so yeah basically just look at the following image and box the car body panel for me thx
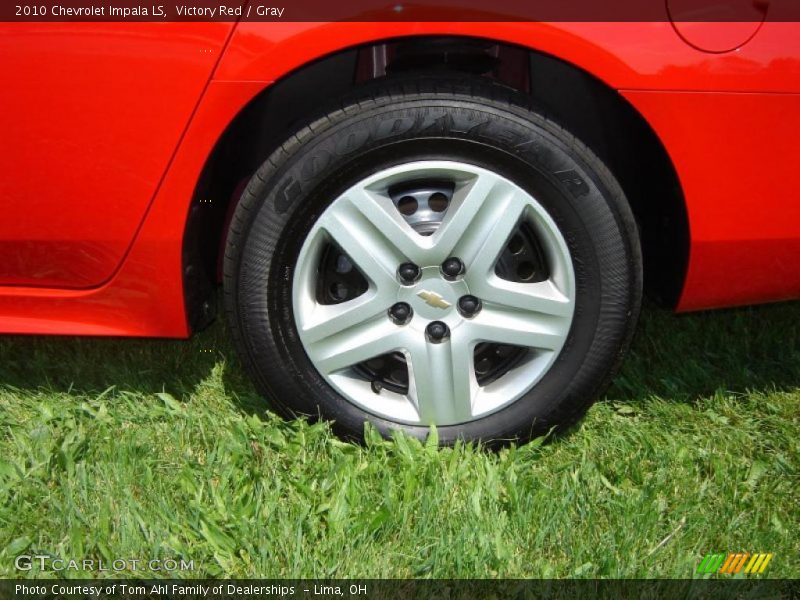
[624,89,800,310]
[0,22,235,288]
[216,21,800,93]
[1,20,799,336]
[0,79,264,337]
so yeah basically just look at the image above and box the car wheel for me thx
[224,74,642,445]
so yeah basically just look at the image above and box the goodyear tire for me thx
[224,74,642,445]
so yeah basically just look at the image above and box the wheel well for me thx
[183,36,688,331]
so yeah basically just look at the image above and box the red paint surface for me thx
[622,90,800,310]
[0,22,235,288]
[1,20,799,336]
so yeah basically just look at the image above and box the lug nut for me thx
[458,295,482,318]
[441,257,464,279]
[426,321,450,343]
[398,262,420,284]
[389,302,412,325]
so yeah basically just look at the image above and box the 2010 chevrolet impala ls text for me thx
[2,4,799,444]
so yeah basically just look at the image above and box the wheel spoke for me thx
[299,292,389,345]
[462,306,567,351]
[434,174,527,275]
[428,171,503,262]
[301,295,407,374]
[472,277,573,318]
[407,333,476,425]
[348,188,432,264]
[318,189,424,286]
[310,321,408,375]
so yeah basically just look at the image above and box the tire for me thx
[224,74,642,445]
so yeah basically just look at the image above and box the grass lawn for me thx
[0,301,797,579]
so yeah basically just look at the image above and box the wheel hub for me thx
[398,267,467,322]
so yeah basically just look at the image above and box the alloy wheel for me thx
[292,161,576,426]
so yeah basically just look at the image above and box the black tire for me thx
[224,74,642,445]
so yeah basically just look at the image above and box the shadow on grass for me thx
[606,301,800,403]
[0,300,798,410]
[0,320,229,399]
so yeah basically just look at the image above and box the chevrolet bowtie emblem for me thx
[417,290,452,309]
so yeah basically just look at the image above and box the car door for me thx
[0,22,234,288]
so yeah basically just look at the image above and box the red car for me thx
[2,7,800,444]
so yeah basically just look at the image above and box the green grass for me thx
[0,301,797,579]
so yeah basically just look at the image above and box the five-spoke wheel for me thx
[293,162,575,426]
